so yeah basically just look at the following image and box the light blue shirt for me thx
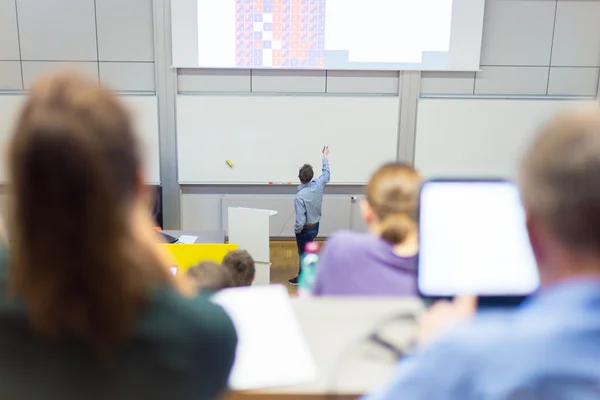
[294,159,330,233]
[362,280,600,400]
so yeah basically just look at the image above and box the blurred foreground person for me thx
[0,72,237,400]
[362,106,600,400]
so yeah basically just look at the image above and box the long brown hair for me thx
[365,162,421,245]
[7,72,167,353]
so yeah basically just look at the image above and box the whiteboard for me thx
[415,98,595,179]
[176,95,399,184]
[0,95,160,184]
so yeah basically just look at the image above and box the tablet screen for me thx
[418,180,540,297]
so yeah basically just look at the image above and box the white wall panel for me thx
[551,0,600,67]
[547,67,600,97]
[0,0,20,60]
[326,71,399,95]
[22,61,98,89]
[349,196,368,232]
[99,62,155,92]
[181,193,223,231]
[415,98,595,179]
[420,72,475,95]
[17,0,98,61]
[252,70,326,93]
[0,61,22,90]
[96,0,155,62]
[479,0,556,66]
[178,69,251,92]
[475,66,549,95]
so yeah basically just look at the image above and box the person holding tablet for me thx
[0,72,237,400]
[312,163,420,296]
[361,107,600,399]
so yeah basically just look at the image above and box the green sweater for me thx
[0,245,237,400]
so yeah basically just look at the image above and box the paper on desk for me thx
[177,235,198,244]
[212,285,317,391]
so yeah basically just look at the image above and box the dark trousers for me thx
[295,223,319,275]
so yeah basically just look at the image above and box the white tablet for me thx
[418,180,540,298]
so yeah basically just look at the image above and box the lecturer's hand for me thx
[323,146,330,158]
[417,296,477,347]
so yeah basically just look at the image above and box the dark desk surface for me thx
[161,230,226,244]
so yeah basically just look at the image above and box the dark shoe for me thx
[288,277,299,286]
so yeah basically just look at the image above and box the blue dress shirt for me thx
[362,280,600,400]
[294,159,330,233]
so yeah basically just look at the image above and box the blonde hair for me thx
[366,162,421,244]
[519,105,600,252]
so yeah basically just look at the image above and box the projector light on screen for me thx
[176,0,485,71]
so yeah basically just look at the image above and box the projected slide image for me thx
[198,0,456,70]
[234,0,326,68]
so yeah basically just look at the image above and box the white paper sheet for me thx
[177,235,198,244]
[212,285,317,391]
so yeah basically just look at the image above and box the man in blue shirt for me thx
[362,108,600,399]
[289,147,330,285]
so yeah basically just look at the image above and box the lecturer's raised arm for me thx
[316,147,330,187]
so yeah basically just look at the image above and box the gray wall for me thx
[421,0,600,97]
[1,0,599,235]
[0,0,158,216]
[0,0,155,92]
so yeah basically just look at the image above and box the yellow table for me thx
[164,244,238,273]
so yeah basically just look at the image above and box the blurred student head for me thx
[187,262,234,292]
[299,164,314,184]
[362,162,421,245]
[519,106,600,287]
[7,72,170,352]
[222,250,256,287]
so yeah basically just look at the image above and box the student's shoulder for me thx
[430,311,517,357]
[418,310,552,384]
[147,287,237,345]
[145,289,237,398]
[370,313,528,399]
[407,317,505,375]
[458,307,570,353]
